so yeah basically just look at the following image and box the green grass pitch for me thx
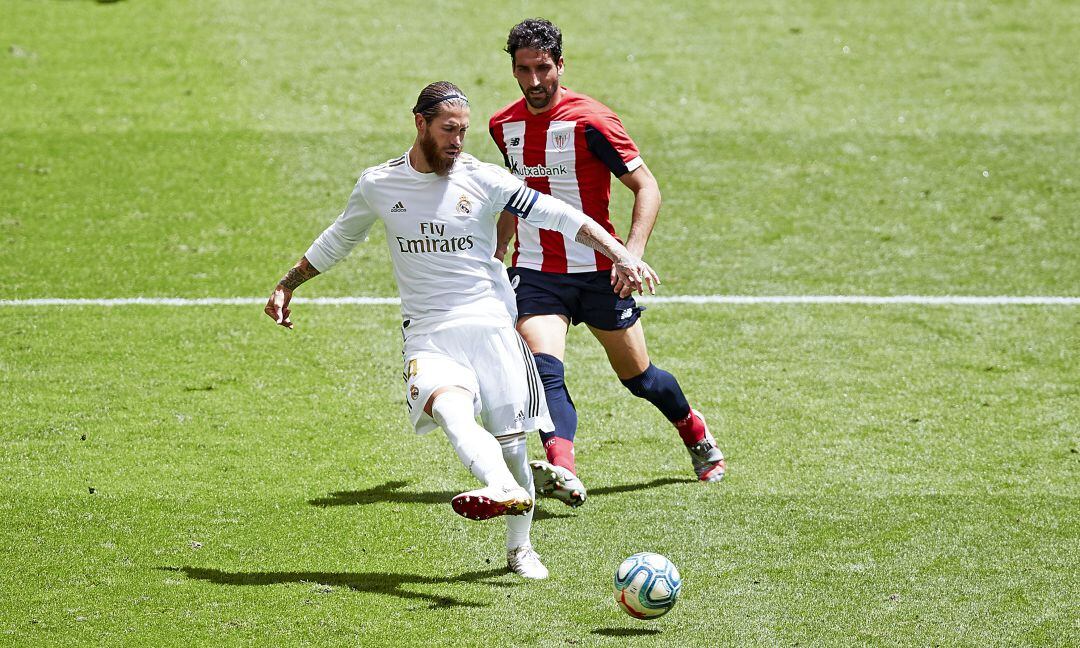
[1,1,1077,646]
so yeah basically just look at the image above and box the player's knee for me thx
[430,389,475,429]
[620,363,674,399]
[535,352,576,410]
[533,353,566,391]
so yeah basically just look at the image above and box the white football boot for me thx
[507,545,549,580]
[451,484,533,521]
[529,460,587,507]
[685,410,726,482]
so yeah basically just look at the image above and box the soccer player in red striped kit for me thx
[490,19,726,507]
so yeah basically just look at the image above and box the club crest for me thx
[552,133,569,151]
[456,194,472,214]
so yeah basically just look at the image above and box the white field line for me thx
[0,295,1078,307]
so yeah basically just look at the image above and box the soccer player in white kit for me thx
[264,82,658,579]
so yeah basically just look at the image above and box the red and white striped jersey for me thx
[489,89,643,273]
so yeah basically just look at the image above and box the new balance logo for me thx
[620,308,634,320]
[390,201,406,213]
[508,137,521,147]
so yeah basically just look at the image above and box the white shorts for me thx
[402,324,554,437]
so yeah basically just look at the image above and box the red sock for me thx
[673,409,706,445]
[544,437,576,474]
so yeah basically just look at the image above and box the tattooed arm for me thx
[504,183,659,296]
[573,219,659,296]
[265,256,320,329]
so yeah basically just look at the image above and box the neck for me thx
[409,143,433,173]
[527,86,566,115]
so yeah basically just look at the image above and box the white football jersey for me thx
[305,150,588,335]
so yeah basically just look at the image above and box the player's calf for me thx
[622,365,726,482]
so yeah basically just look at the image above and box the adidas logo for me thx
[390,201,407,213]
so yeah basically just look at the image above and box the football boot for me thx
[451,484,533,520]
[529,460,587,507]
[507,544,549,580]
[685,410,726,482]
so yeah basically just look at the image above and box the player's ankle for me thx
[544,437,577,474]
[674,408,706,445]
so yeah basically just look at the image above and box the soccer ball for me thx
[613,552,682,619]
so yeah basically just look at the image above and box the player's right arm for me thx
[488,120,518,263]
[265,257,319,329]
[264,176,378,329]
[494,210,516,262]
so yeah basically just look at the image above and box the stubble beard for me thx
[419,130,457,176]
[524,80,558,110]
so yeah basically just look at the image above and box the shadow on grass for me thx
[591,627,662,637]
[307,480,572,520]
[586,477,690,496]
[162,566,511,609]
[309,477,689,513]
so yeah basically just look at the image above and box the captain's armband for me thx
[504,186,540,219]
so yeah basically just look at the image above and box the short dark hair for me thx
[412,81,468,122]
[505,18,562,63]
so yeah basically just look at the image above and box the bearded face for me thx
[415,104,468,176]
[419,127,458,176]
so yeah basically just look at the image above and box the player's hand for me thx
[612,256,660,296]
[610,265,636,298]
[494,243,508,263]
[264,285,294,329]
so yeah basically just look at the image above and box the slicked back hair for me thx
[505,18,562,64]
[412,81,469,122]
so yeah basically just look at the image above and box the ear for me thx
[414,112,425,132]
[556,57,565,76]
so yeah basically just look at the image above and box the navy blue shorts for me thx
[507,267,644,331]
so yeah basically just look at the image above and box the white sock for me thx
[500,432,534,550]
[431,391,518,490]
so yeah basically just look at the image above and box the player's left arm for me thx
[505,184,659,294]
[614,163,662,297]
[582,107,661,297]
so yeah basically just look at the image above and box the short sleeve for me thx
[583,108,643,177]
[304,177,379,273]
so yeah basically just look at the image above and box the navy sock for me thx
[620,363,692,423]
[533,353,578,447]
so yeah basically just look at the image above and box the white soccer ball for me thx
[613,552,682,619]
